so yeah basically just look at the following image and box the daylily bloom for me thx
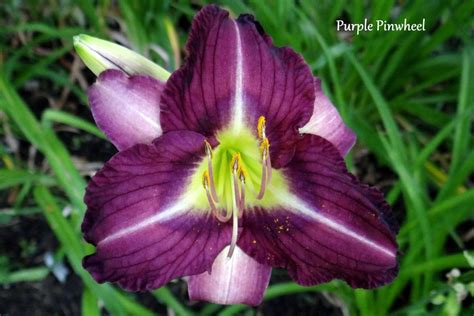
[79,5,398,306]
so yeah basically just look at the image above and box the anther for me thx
[230,152,241,173]
[259,138,270,159]
[257,116,266,140]
[204,140,219,203]
[202,170,210,188]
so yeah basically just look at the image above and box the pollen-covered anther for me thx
[259,137,270,160]
[230,152,241,173]
[257,116,266,140]
[204,140,219,202]
[202,170,210,189]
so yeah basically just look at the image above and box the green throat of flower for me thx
[187,116,288,257]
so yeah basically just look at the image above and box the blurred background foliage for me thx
[0,0,473,315]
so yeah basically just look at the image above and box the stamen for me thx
[202,170,210,189]
[256,158,267,200]
[203,171,230,222]
[232,171,240,213]
[214,207,232,222]
[230,152,241,172]
[228,152,243,258]
[259,137,270,158]
[257,116,266,140]
[230,153,247,211]
[205,188,219,217]
[204,140,219,203]
[257,138,270,199]
[265,151,272,184]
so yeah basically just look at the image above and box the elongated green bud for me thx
[73,34,170,81]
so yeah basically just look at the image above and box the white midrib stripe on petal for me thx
[231,20,244,133]
[272,189,396,258]
[138,111,162,131]
[97,81,162,132]
[97,194,196,246]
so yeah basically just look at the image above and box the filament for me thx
[265,154,272,184]
[205,187,219,217]
[204,140,219,203]
[256,157,267,200]
[203,170,230,222]
[257,137,270,199]
[238,172,245,218]
[214,207,232,222]
[228,160,242,258]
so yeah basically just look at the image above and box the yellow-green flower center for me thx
[185,117,290,257]
[188,126,287,213]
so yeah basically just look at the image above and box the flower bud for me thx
[73,34,170,81]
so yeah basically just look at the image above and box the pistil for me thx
[228,153,244,257]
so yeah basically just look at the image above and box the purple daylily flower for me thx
[81,5,399,306]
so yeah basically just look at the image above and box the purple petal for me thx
[160,5,314,166]
[299,78,356,156]
[188,246,271,306]
[82,131,231,290]
[239,135,398,288]
[88,69,164,151]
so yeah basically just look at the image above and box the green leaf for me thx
[81,288,101,316]
[0,267,49,284]
[41,109,106,139]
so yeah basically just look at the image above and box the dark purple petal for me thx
[239,135,398,288]
[82,131,231,290]
[300,78,356,156]
[160,5,314,166]
[88,69,164,151]
[188,246,271,306]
